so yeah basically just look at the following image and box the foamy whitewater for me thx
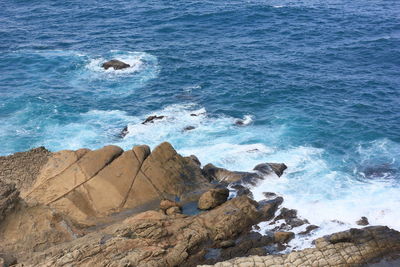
[1,0,399,252]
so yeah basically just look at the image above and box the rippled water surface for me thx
[1,0,399,249]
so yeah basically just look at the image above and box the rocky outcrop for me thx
[0,181,19,222]
[198,187,229,210]
[142,115,165,124]
[13,196,269,266]
[202,162,287,185]
[21,142,210,226]
[0,147,51,192]
[102,59,130,70]
[200,226,400,267]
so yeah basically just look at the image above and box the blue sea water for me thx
[1,0,399,249]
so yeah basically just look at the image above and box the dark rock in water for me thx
[141,115,165,124]
[102,59,130,70]
[234,120,245,126]
[198,187,230,210]
[231,184,253,198]
[254,163,287,177]
[360,163,397,179]
[183,126,195,131]
[258,197,284,221]
[202,162,287,185]
[299,224,319,235]
[219,232,274,261]
[273,207,309,229]
[263,192,277,199]
[356,216,369,226]
[119,125,129,138]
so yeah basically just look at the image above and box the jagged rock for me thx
[0,181,19,222]
[22,142,210,226]
[102,59,130,70]
[231,184,253,198]
[198,188,229,210]
[200,226,400,267]
[273,207,308,229]
[202,162,287,185]
[0,147,51,192]
[183,126,195,131]
[142,115,165,124]
[258,197,283,221]
[253,163,287,177]
[14,196,263,266]
[299,224,319,235]
[202,163,261,184]
[274,231,295,243]
[356,216,369,226]
[119,125,129,138]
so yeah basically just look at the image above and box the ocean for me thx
[1,0,399,250]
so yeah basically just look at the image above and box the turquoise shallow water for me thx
[1,0,399,249]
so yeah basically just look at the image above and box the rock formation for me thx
[21,142,210,226]
[199,226,400,267]
[0,143,399,267]
[102,59,130,70]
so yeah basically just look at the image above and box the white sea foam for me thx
[28,103,400,252]
[85,51,159,78]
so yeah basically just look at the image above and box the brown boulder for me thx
[198,188,229,210]
[102,59,130,70]
[274,231,295,243]
[160,199,181,211]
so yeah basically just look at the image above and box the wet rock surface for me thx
[200,226,400,267]
[102,59,130,70]
[1,143,399,267]
[141,115,165,124]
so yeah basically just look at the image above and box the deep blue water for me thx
[1,0,400,247]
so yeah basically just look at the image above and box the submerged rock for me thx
[102,59,130,70]
[202,162,287,185]
[142,115,165,124]
[183,125,195,131]
[253,163,287,177]
[119,125,129,138]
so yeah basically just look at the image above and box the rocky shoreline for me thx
[0,143,399,266]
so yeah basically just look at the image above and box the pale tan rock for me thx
[198,187,229,210]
